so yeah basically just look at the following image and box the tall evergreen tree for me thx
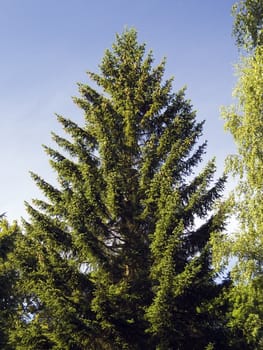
[14,30,233,349]
[0,218,21,350]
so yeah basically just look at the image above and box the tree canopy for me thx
[6,29,239,349]
[0,218,21,350]
[232,0,263,50]
[220,45,263,348]
[217,1,263,346]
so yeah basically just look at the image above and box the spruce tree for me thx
[0,218,21,350]
[15,30,231,349]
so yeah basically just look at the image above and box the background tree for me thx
[13,30,237,349]
[215,1,263,347]
[0,218,21,350]
[220,46,263,348]
[232,0,263,50]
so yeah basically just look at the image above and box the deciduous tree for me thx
[220,45,263,348]
[232,0,263,50]
[218,2,263,346]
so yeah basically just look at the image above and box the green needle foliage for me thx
[0,218,21,350]
[13,30,234,349]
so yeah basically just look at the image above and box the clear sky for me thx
[0,0,238,221]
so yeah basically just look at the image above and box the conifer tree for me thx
[14,30,232,349]
[0,218,20,350]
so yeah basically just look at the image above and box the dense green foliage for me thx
[219,45,263,347]
[232,0,263,50]
[0,218,21,350]
[214,1,263,347]
[4,30,240,349]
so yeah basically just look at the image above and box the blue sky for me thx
[0,0,238,221]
